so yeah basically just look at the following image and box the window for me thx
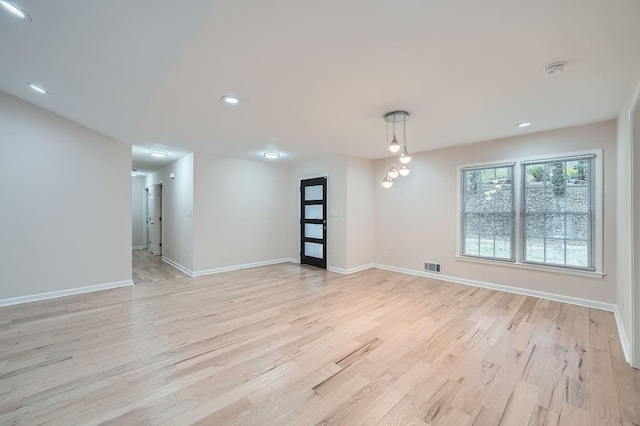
[458,151,601,274]
[522,156,595,270]
[461,165,514,260]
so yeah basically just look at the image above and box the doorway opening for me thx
[300,176,327,269]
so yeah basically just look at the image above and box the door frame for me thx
[297,173,329,267]
[631,89,640,368]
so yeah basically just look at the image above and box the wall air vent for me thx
[424,262,441,273]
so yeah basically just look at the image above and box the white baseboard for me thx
[192,258,296,277]
[132,246,144,250]
[328,264,374,275]
[614,306,632,364]
[162,257,195,277]
[0,280,134,307]
[372,263,617,312]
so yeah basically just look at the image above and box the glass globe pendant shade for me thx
[388,163,399,179]
[399,146,411,164]
[382,175,394,189]
[399,164,410,176]
[389,135,401,153]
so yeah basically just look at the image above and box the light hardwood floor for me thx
[0,264,638,425]
[132,249,187,284]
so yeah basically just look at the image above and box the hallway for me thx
[132,249,186,283]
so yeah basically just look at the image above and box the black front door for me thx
[300,177,327,269]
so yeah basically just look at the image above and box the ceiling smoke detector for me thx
[544,61,566,75]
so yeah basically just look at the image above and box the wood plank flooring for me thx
[0,263,638,425]
[132,249,186,284]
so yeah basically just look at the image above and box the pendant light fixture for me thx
[382,111,411,188]
[382,118,394,188]
[388,115,401,153]
[399,114,412,165]
[388,161,399,179]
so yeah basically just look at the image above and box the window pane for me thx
[545,213,565,239]
[461,166,514,260]
[525,238,545,263]
[565,186,589,212]
[522,157,594,269]
[524,214,545,238]
[566,214,589,240]
[566,240,589,268]
[545,239,565,265]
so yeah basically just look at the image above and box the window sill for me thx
[454,256,605,279]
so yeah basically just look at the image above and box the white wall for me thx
[346,157,374,270]
[193,154,292,273]
[374,120,617,304]
[617,51,640,366]
[146,154,194,271]
[291,157,348,271]
[0,91,131,300]
[131,176,146,248]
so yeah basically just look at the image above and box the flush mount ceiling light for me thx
[381,111,412,189]
[148,150,168,158]
[221,94,240,105]
[544,61,566,76]
[264,152,280,159]
[0,0,31,20]
[516,121,532,128]
[131,169,138,177]
[28,83,48,95]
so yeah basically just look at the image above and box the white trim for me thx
[615,305,632,364]
[327,264,374,275]
[0,280,134,307]
[372,263,616,312]
[630,83,640,368]
[192,258,295,277]
[132,246,144,250]
[162,257,194,277]
[454,256,605,279]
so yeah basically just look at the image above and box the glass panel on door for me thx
[304,242,324,259]
[304,205,323,220]
[305,185,323,201]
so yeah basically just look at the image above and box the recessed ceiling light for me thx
[222,95,240,105]
[149,150,168,158]
[28,83,48,95]
[516,122,532,128]
[264,152,280,159]
[0,0,30,20]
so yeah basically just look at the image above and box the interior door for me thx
[300,177,327,269]
[148,184,162,256]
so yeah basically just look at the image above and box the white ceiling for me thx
[2,0,640,168]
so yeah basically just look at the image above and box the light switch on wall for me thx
[330,209,338,217]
